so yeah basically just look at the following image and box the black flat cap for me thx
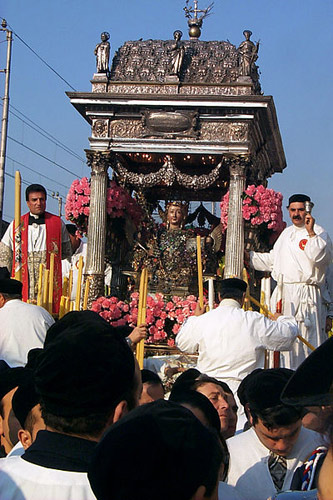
[282,337,333,406]
[246,368,294,411]
[88,400,223,500]
[0,366,27,401]
[288,194,310,206]
[220,278,247,293]
[35,319,135,417]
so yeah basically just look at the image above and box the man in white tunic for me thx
[176,278,298,399]
[0,184,71,310]
[0,312,142,500]
[249,194,333,369]
[227,369,323,500]
[0,269,54,367]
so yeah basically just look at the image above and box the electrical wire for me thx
[0,19,77,91]
[4,170,66,199]
[6,155,70,191]
[8,136,80,177]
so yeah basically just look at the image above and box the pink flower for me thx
[172,323,180,334]
[167,338,175,347]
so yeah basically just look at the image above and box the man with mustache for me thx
[248,194,333,369]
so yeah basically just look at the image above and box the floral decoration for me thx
[65,177,142,235]
[91,293,208,346]
[220,184,285,233]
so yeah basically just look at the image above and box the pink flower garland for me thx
[65,177,142,235]
[91,293,209,346]
[220,185,285,233]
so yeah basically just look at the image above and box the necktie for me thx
[28,215,45,225]
[268,451,287,491]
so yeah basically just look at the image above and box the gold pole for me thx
[48,253,55,313]
[249,294,315,352]
[196,235,204,308]
[42,269,49,310]
[37,263,44,306]
[65,297,70,314]
[136,268,148,369]
[14,171,21,281]
[74,256,84,310]
[82,278,90,310]
[242,268,252,311]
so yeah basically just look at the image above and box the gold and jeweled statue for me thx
[133,201,202,294]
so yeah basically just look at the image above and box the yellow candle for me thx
[65,297,70,314]
[37,263,44,306]
[48,253,55,314]
[14,171,22,282]
[59,296,66,319]
[42,269,49,310]
[75,256,84,310]
[68,270,73,301]
[136,268,148,369]
[82,278,90,310]
[63,277,69,297]
[196,235,204,308]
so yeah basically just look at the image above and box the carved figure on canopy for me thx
[169,30,185,77]
[237,30,259,77]
[94,32,110,73]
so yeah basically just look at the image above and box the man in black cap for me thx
[88,399,224,500]
[176,278,298,430]
[227,368,324,500]
[0,312,141,499]
[0,267,54,367]
[248,193,333,369]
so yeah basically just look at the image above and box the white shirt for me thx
[0,455,96,500]
[250,223,332,286]
[62,241,87,300]
[227,426,323,500]
[2,215,70,254]
[0,299,54,367]
[176,299,298,395]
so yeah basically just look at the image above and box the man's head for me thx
[216,278,247,305]
[34,313,140,441]
[0,268,23,308]
[12,374,45,450]
[0,366,27,454]
[88,400,223,500]
[25,184,47,216]
[139,369,164,405]
[191,375,231,437]
[246,369,303,457]
[287,194,311,228]
[66,224,81,253]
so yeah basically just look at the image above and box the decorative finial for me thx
[183,0,214,39]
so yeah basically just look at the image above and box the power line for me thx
[6,155,70,191]
[8,136,79,177]
[0,19,77,91]
[0,101,85,163]
[4,170,66,199]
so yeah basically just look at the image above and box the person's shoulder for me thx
[227,428,255,449]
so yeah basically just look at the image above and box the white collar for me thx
[219,298,241,308]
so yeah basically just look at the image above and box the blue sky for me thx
[1,0,333,236]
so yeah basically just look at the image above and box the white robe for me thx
[227,426,323,500]
[250,223,333,368]
[0,455,96,500]
[0,299,54,367]
[176,299,298,397]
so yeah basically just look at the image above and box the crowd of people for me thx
[0,185,331,499]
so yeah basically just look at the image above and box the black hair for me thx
[250,403,303,430]
[141,369,163,388]
[25,184,47,201]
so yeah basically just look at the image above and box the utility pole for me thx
[0,19,13,233]
[51,191,63,217]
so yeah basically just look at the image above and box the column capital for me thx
[84,149,113,174]
[225,154,251,177]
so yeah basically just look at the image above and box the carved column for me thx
[224,156,249,279]
[84,150,111,305]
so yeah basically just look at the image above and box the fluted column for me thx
[224,156,249,278]
[84,150,111,305]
